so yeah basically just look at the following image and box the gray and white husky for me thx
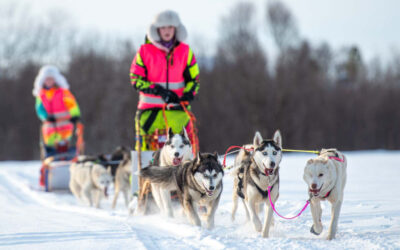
[303,148,347,240]
[151,127,193,217]
[231,130,282,238]
[141,152,224,229]
[69,161,113,208]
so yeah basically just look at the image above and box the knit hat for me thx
[147,10,187,44]
[32,65,69,97]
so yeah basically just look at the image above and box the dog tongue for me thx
[173,157,182,165]
[264,168,274,176]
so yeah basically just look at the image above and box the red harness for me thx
[322,155,345,198]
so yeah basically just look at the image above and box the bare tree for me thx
[267,0,299,52]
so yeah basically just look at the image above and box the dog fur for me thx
[140,152,224,229]
[150,127,193,217]
[231,130,282,238]
[303,148,347,240]
[110,146,132,209]
[69,161,113,208]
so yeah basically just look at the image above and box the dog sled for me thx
[132,102,199,214]
[39,122,85,192]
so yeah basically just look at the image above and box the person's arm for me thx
[130,47,154,94]
[35,97,48,121]
[182,47,200,102]
[63,89,81,121]
[130,47,179,103]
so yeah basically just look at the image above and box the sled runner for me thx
[132,102,199,214]
[39,122,84,192]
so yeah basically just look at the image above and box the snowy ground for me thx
[1,151,400,249]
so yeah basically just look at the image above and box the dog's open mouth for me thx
[264,168,274,176]
[173,157,183,166]
[262,163,274,176]
[202,184,214,197]
[309,186,322,196]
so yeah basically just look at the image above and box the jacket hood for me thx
[147,10,187,45]
[32,65,69,97]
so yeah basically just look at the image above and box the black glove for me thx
[46,116,56,122]
[180,92,194,102]
[153,85,180,104]
[70,116,80,124]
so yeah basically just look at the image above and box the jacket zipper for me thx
[166,50,174,90]
[166,54,169,90]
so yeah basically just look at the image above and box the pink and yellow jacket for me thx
[130,40,200,110]
[35,87,80,146]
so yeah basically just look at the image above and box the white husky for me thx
[151,127,193,217]
[303,148,347,240]
[69,161,113,208]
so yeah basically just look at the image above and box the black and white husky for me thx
[141,152,224,229]
[151,127,193,217]
[231,130,282,238]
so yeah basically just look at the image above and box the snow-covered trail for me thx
[1,151,400,249]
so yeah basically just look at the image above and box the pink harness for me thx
[328,156,345,162]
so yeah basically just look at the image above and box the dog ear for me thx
[307,159,314,165]
[196,152,202,164]
[180,126,189,139]
[253,131,263,147]
[213,151,219,160]
[167,127,174,139]
[273,130,282,148]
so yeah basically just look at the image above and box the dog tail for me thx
[140,166,177,187]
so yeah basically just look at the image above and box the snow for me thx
[1,151,400,249]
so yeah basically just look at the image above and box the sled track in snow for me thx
[1,153,400,249]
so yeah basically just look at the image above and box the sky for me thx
[16,0,400,63]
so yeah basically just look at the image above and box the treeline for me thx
[1,1,400,160]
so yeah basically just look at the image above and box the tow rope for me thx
[222,145,253,169]
[222,146,321,170]
[267,186,310,220]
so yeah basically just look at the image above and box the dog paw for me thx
[310,225,322,235]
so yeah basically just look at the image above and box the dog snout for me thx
[311,183,317,189]
[270,161,275,168]
[209,186,215,191]
[174,152,180,157]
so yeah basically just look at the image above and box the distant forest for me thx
[1,1,399,160]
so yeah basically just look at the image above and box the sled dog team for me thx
[69,129,347,240]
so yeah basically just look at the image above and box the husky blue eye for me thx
[273,151,277,155]
[263,152,268,155]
